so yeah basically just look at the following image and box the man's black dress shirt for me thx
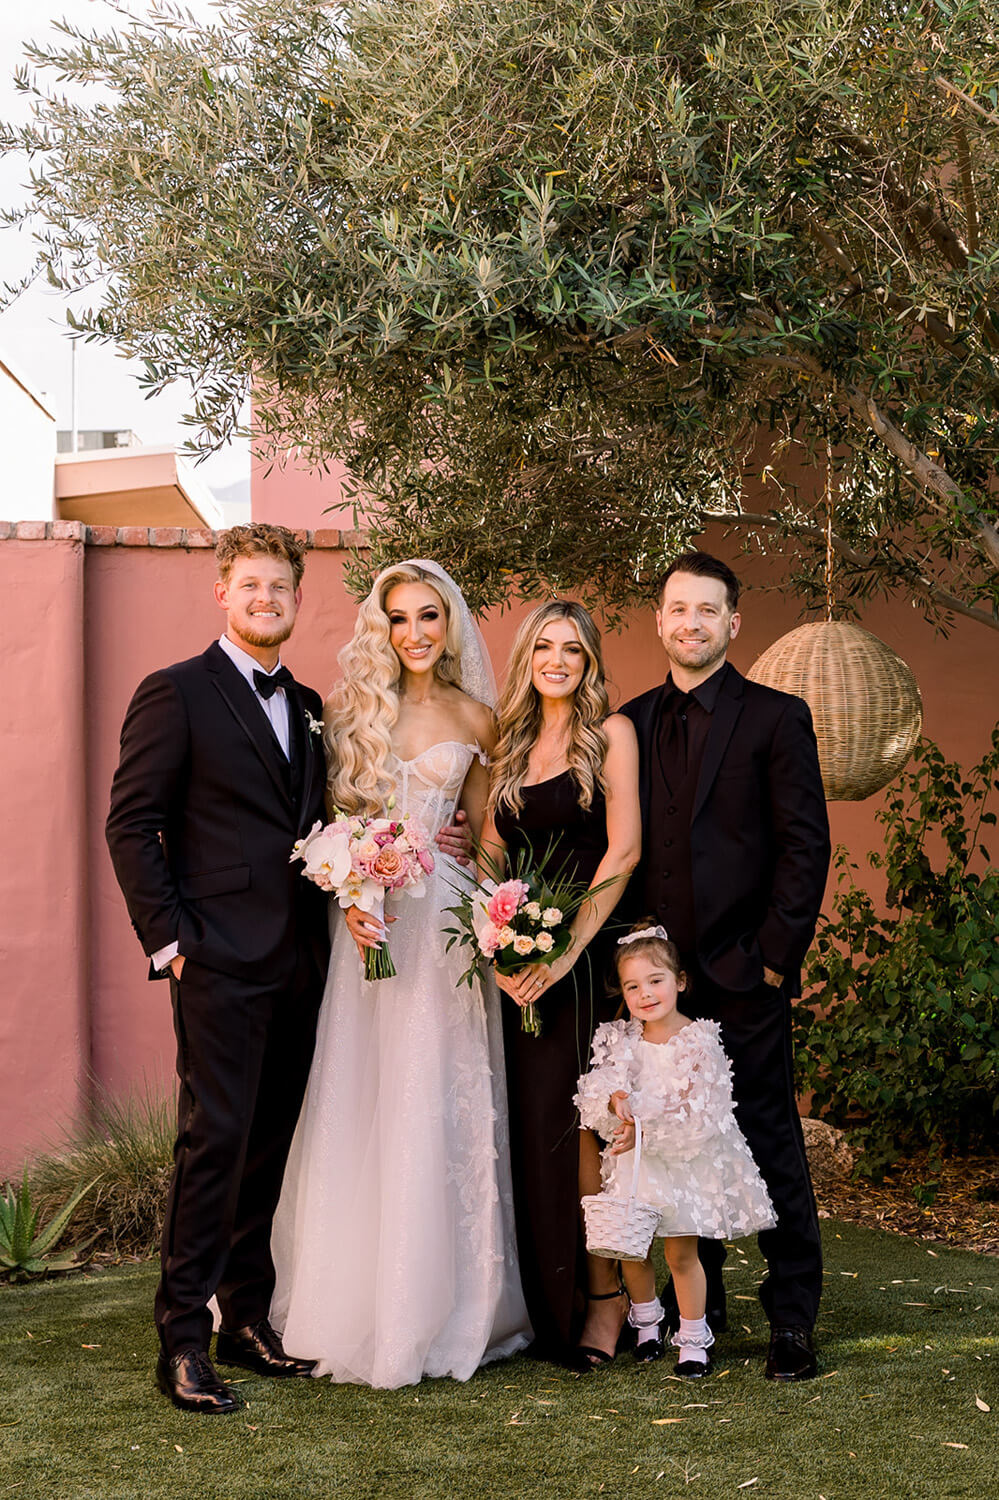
[643,661,731,959]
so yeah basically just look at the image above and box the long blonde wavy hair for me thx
[489,600,610,818]
[325,562,464,815]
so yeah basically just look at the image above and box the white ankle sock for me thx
[627,1297,664,1346]
[671,1315,714,1365]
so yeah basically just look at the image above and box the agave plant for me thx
[0,1169,99,1280]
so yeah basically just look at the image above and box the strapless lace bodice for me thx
[387,740,485,842]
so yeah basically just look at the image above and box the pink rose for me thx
[417,848,435,875]
[478,922,501,957]
[487,879,529,926]
[370,846,408,889]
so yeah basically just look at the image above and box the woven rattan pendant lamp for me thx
[746,481,923,800]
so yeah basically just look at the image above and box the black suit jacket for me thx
[620,665,831,996]
[106,642,330,985]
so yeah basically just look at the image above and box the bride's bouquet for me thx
[292,811,435,980]
[446,844,608,1036]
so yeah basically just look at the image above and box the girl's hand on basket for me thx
[610,1089,634,1123]
[609,1119,636,1156]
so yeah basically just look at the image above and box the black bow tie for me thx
[253,666,295,700]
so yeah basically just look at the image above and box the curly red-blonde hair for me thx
[215,523,306,587]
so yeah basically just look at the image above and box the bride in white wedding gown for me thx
[271,560,531,1387]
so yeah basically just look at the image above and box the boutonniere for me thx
[305,710,324,738]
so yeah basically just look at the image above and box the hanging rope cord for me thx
[824,422,836,623]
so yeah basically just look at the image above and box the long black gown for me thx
[495,770,617,1362]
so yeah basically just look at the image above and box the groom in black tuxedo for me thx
[106,524,330,1413]
[620,552,831,1381]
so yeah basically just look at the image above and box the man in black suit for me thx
[106,523,330,1413]
[620,551,831,1381]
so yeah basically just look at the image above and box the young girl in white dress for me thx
[270,560,531,1388]
[575,923,775,1377]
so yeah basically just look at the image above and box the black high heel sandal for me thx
[576,1286,630,1369]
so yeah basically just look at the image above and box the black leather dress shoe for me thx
[156,1350,242,1414]
[764,1326,817,1382]
[215,1319,317,1378]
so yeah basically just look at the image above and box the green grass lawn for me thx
[0,1222,995,1500]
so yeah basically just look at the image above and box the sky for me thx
[0,0,250,511]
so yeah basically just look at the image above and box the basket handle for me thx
[626,1115,643,1205]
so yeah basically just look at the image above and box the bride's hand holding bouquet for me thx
[292,809,434,980]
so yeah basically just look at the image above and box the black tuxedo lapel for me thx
[292,692,324,833]
[204,644,295,813]
[692,667,744,822]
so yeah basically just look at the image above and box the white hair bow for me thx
[617,925,669,946]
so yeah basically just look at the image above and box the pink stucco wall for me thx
[1,530,89,1166]
[2,518,998,1172]
[252,453,357,530]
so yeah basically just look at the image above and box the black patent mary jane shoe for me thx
[156,1350,242,1414]
[764,1325,817,1382]
[215,1319,317,1378]
[634,1336,665,1364]
[675,1354,714,1379]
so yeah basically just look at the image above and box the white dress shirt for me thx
[152,634,292,974]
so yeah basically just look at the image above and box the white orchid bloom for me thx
[290,820,324,863]
[304,831,354,887]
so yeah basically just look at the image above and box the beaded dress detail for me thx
[271,742,531,1387]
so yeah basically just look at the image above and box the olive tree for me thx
[5,0,999,621]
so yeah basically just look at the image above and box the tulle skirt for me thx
[271,874,531,1387]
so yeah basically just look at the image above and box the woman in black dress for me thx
[481,601,641,1367]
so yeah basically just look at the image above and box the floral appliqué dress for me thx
[271,742,531,1387]
[575,1019,777,1240]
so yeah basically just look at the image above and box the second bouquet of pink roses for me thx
[446,842,611,1036]
[291,809,434,980]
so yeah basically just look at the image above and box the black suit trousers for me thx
[689,976,823,1332]
[156,947,323,1356]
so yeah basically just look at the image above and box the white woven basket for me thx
[582,1118,662,1262]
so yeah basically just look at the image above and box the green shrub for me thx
[795,730,999,1177]
[30,1080,174,1259]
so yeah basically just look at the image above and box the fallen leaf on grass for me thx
[943,1443,968,1449]
[81,1344,101,1350]
[975,1397,990,1412]
[737,1479,759,1489]
[651,1418,686,1425]
[174,1445,183,1453]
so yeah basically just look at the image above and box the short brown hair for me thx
[215,523,306,587]
[655,551,740,612]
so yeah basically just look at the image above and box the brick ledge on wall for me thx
[0,521,371,549]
